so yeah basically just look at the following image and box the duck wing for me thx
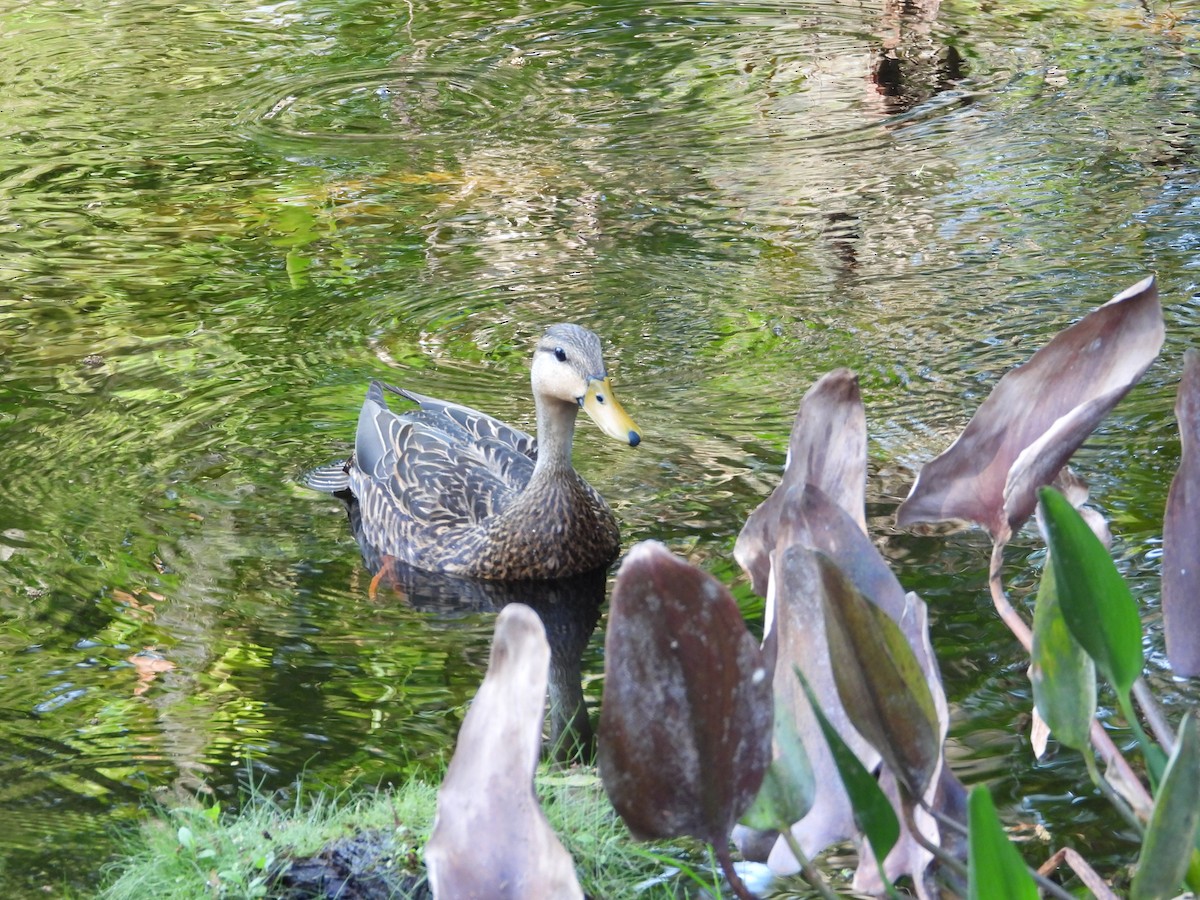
[351,381,537,552]
[391,386,538,473]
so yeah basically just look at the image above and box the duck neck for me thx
[533,395,579,478]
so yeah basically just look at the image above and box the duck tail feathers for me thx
[303,460,352,493]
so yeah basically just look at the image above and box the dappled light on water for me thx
[0,0,1198,893]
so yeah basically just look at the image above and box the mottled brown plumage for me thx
[309,324,641,581]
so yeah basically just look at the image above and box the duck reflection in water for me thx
[330,487,606,762]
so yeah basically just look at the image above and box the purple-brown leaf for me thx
[598,541,773,845]
[1164,349,1200,677]
[736,369,867,596]
[816,553,941,800]
[767,483,911,643]
[425,603,582,900]
[753,488,964,893]
[897,276,1164,542]
[761,542,880,869]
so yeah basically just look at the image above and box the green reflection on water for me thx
[0,0,1198,894]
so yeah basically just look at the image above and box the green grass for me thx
[98,767,735,899]
[99,778,438,899]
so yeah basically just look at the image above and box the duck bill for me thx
[582,377,641,447]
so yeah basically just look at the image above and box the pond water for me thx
[0,0,1198,894]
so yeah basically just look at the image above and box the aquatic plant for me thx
[597,541,773,899]
[597,274,1199,897]
[101,275,1200,899]
[425,603,582,898]
[895,275,1200,895]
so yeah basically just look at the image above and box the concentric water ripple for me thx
[1,0,1200,895]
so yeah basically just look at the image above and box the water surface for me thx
[0,0,1198,894]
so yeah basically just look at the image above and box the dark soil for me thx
[268,829,431,900]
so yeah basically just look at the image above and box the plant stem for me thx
[900,795,967,881]
[917,794,967,838]
[1030,868,1083,900]
[988,541,1033,650]
[1132,677,1175,753]
[1116,690,1169,793]
[714,841,757,900]
[1037,847,1121,900]
[1118,691,1154,755]
[1081,745,1144,837]
[1087,717,1154,820]
[779,828,840,900]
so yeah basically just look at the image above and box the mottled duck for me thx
[309,324,641,581]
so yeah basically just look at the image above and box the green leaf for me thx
[1038,487,1143,698]
[176,825,194,851]
[967,785,1038,900]
[1030,553,1096,752]
[796,666,899,867]
[740,692,815,831]
[815,553,940,799]
[1132,714,1200,900]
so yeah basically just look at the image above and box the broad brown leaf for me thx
[425,604,582,900]
[736,369,867,596]
[598,541,772,845]
[897,276,1163,542]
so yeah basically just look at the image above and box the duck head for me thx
[531,323,641,447]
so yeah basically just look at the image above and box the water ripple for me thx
[0,0,1198,895]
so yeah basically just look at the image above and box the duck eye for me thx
[554,347,567,362]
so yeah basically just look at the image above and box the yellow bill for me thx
[581,377,641,447]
